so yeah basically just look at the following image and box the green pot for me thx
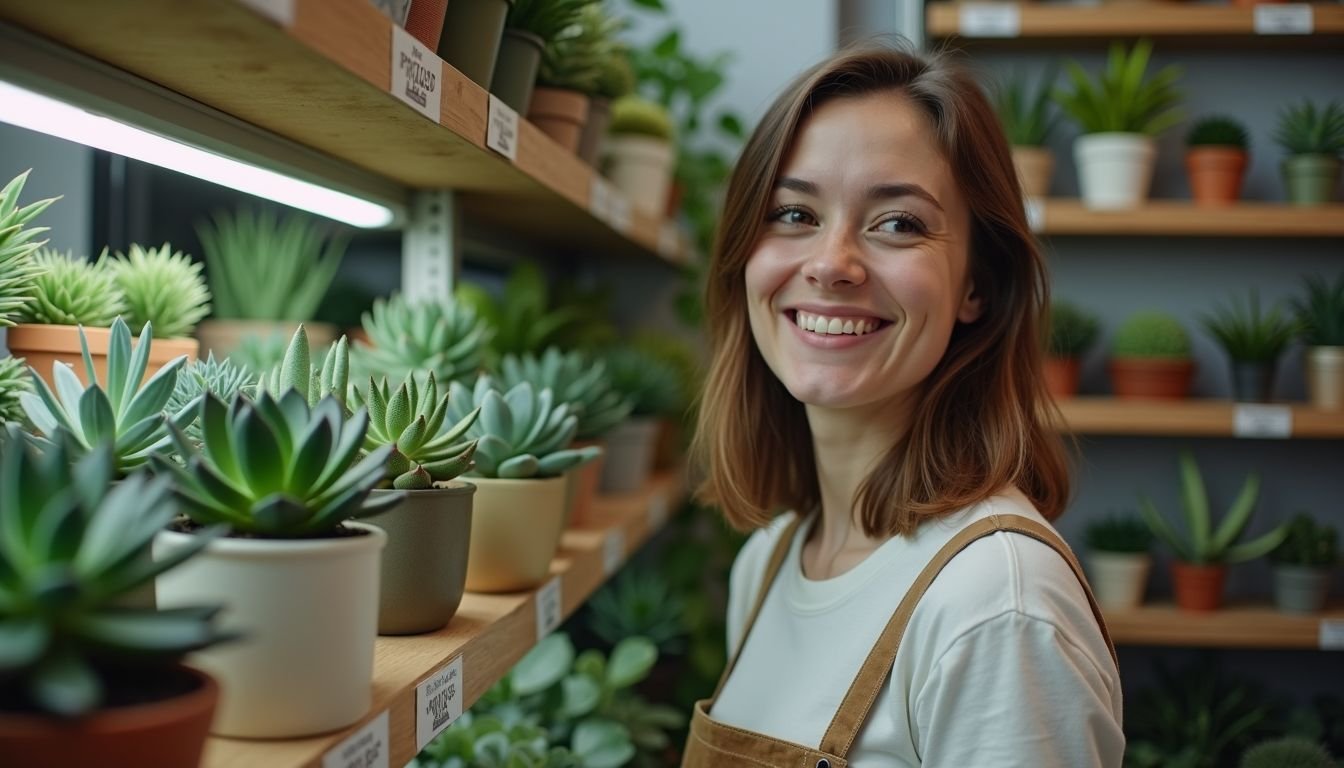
[436,0,514,87]
[490,29,544,113]
[366,483,475,635]
[1281,154,1340,205]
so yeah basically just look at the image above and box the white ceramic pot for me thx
[603,136,675,217]
[1086,550,1151,610]
[154,523,386,738]
[1073,133,1156,210]
[599,417,660,494]
[1306,346,1344,411]
[464,475,567,593]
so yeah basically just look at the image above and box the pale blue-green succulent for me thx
[355,372,479,490]
[446,376,598,479]
[354,293,490,385]
[496,347,631,440]
[255,325,350,409]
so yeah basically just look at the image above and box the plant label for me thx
[1025,198,1045,232]
[604,528,626,577]
[1254,4,1313,35]
[487,95,519,162]
[323,711,389,768]
[390,26,442,123]
[1232,404,1292,439]
[238,0,295,25]
[608,193,634,235]
[589,177,611,222]
[658,223,680,260]
[415,655,464,751]
[1320,620,1344,650]
[959,3,1021,38]
[648,491,669,529]
[536,577,563,639]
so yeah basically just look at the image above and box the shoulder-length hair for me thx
[691,42,1069,537]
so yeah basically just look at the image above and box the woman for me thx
[685,43,1123,767]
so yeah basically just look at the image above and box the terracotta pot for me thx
[1282,154,1341,205]
[565,439,606,527]
[665,179,685,218]
[1108,358,1195,400]
[464,475,567,592]
[366,483,475,635]
[527,87,591,153]
[1044,357,1082,399]
[578,96,612,167]
[195,319,337,361]
[1011,145,1054,199]
[1185,147,1248,207]
[0,665,218,768]
[1305,346,1344,410]
[7,323,198,389]
[1171,561,1227,612]
[404,0,451,49]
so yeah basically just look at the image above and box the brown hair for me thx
[691,42,1069,537]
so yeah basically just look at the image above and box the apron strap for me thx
[818,512,1119,759]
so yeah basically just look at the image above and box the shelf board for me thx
[1106,602,1344,649]
[201,470,686,768]
[1032,200,1344,237]
[1056,397,1344,438]
[0,0,690,265]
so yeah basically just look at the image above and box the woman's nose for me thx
[801,229,866,289]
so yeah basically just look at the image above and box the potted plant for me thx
[354,292,492,385]
[603,96,676,217]
[0,428,230,768]
[491,0,587,114]
[601,345,682,493]
[1292,272,1344,410]
[630,330,700,471]
[1269,512,1337,613]
[0,356,29,425]
[1108,311,1195,400]
[1054,40,1183,210]
[1045,300,1100,399]
[8,250,124,388]
[1200,289,1297,403]
[1139,450,1287,611]
[0,170,56,328]
[579,43,635,166]
[1240,737,1336,768]
[436,0,515,88]
[355,372,481,635]
[527,2,606,153]
[993,67,1060,199]
[1185,115,1251,207]
[1274,99,1344,205]
[1083,513,1154,610]
[454,262,584,365]
[166,352,256,434]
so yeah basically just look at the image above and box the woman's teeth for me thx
[794,311,880,336]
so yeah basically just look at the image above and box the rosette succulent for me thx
[446,376,598,479]
[354,293,490,385]
[104,243,211,339]
[19,249,125,327]
[496,347,631,440]
[0,170,59,326]
[356,373,480,490]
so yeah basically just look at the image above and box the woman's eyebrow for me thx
[774,176,819,195]
[865,183,943,212]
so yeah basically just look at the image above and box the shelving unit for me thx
[1033,200,1344,237]
[1106,602,1344,649]
[1056,398,1344,438]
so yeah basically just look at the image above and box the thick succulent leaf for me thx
[1178,451,1210,558]
[1140,497,1193,562]
[121,321,154,412]
[199,394,242,482]
[518,388,556,450]
[512,634,575,695]
[105,317,133,414]
[288,412,335,494]
[561,673,602,719]
[95,525,226,598]
[606,637,657,689]
[69,441,115,513]
[30,490,84,563]
[77,388,116,447]
[386,380,413,437]
[31,650,100,717]
[311,444,392,511]
[536,449,584,477]
[503,383,536,443]
[278,326,311,401]
[422,441,477,482]
[571,720,635,768]
[397,415,430,456]
[393,466,432,490]
[310,405,368,496]
[250,392,295,464]
[250,494,312,535]
[423,392,448,438]
[0,617,47,671]
[1223,524,1290,564]
[497,454,540,479]
[77,475,177,574]
[478,390,515,445]
[365,378,388,437]
[75,607,226,654]
[352,486,404,518]
[120,354,186,428]
[18,389,63,437]
[115,414,167,457]
[1208,472,1261,557]
[235,406,285,496]
[436,405,479,448]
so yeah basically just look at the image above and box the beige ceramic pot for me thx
[7,323,197,389]
[527,87,590,153]
[464,475,567,592]
[604,135,675,216]
[1306,346,1344,410]
[195,319,336,361]
[1011,146,1054,199]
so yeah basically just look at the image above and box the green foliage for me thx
[629,331,701,421]
[19,249,125,327]
[586,565,687,654]
[196,209,346,322]
[230,331,290,375]
[1186,115,1250,149]
[355,373,479,490]
[1274,100,1344,157]
[0,170,59,326]
[1111,311,1191,358]
[608,97,674,141]
[993,67,1060,147]
[445,377,597,479]
[167,353,255,422]
[356,293,491,386]
[506,0,589,43]
[1201,290,1298,363]
[0,355,30,424]
[603,346,682,418]
[454,264,581,363]
[1292,272,1344,347]
[19,318,196,477]
[496,347,632,441]
[1138,450,1287,565]
[256,326,351,410]
[596,48,635,101]
[104,243,211,339]
[1084,513,1153,554]
[537,2,611,93]
[1048,301,1101,358]
[1054,40,1183,136]
[1239,737,1335,768]
[1271,512,1338,567]
[0,429,229,717]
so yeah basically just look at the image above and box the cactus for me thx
[1186,115,1250,148]
[1112,311,1191,359]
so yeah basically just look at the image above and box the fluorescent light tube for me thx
[0,80,396,229]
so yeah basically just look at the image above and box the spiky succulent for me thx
[994,67,1060,147]
[1274,99,1344,157]
[1054,39,1183,136]
[354,293,490,385]
[586,565,687,654]
[256,325,350,410]
[104,243,211,339]
[167,353,256,441]
[19,318,196,476]
[0,426,229,717]
[446,376,598,479]
[1186,115,1250,149]
[18,249,125,327]
[0,355,32,424]
[0,170,59,326]
[356,373,480,490]
[1201,290,1298,363]
[604,346,684,418]
[496,347,631,440]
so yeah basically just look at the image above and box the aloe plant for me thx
[1054,39,1183,136]
[0,356,30,424]
[1200,290,1298,363]
[0,170,59,326]
[445,376,597,479]
[104,243,211,339]
[256,325,350,409]
[18,249,125,327]
[1274,99,1344,157]
[354,293,490,386]
[994,67,1060,147]
[355,373,480,490]
[496,347,632,440]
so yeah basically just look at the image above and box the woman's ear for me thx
[957,282,984,324]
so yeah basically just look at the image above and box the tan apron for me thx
[682,513,1118,768]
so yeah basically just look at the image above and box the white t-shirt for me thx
[710,489,1124,767]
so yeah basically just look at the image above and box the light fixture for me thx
[0,80,397,229]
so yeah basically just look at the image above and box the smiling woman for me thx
[687,42,1124,767]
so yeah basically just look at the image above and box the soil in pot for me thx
[7,323,198,389]
[1171,561,1227,612]
[1186,147,1247,206]
[1044,357,1082,399]
[1108,358,1195,400]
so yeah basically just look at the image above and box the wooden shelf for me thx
[202,470,687,768]
[1106,602,1344,649]
[1057,398,1344,438]
[1032,200,1344,237]
[0,0,690,265]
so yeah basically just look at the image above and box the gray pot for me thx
[367,483,475,635]
[599,417,660,493]
[1272,565,1331,614]
[578,96,612,166]
[1231,361,1276,403]
[490,29,544,113]
[436,0,514,88]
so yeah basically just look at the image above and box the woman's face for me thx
[744,91,981,413]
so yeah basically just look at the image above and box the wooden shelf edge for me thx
[1105,601,1344,649]
[928,2,1344,40]
[1035,200,1344,237]
[1054,398,1344,438]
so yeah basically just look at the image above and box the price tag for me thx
[1320,620,1344,650]
[1232,404,1292,439]
[589,177,611,222]
[487,95,519,162]
[604,529,626,577]
[1255,4,1313,35]
[390,26,442,123]
[959,3,1021,37]
[648,492,669,529]
[1025,198,1045,233]
[238,0,295,25]
[323,711,389,768]
[607,193,633,235]
[415,656,464,751]
[536,577,563,639]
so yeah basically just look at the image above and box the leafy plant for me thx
[1239,737,1335,768]
[18,249,125,327]
[496,347,632,441]
[537,1,609,93]
[196,208,346,322]
[1292,272,1344,347]
[1054,39,1183,136]
[0,170,59,326]
[455,263,582,362]
[355,373,479,490]
[1112,311,1191,359]
[1084,513,1153,554]
[993,67,1060,147]
[355,293,490,386]
[445,376,597,479]
[1270,513,1338,568]
[0,356,30,424]
[506,0,589,43]
[586,565,687,655]
[0,427,230,717]
[421,711,579,767]
[1186,115,1250,149]
[257,325,351,410]
[1201,290,1298,363]
[1138,450,1287,565]
[604,346,683,418]
[104,243,211,339]
[1274,99,1344,157]
[608,96,674,141]
[1049,301,1101,358]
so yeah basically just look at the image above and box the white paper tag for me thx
[608,194,633,235]
[238,0,296,25]
[323,711,389,768]
[487,95,520,162]
[648,492,669,529]
[536,577,563,639]
[390,26,442,123]
[415,655,464,751]
[1232,404,1292,439]
[1255,4,1313,35]
[1320,620,1344,650]
[1025,198,1045,233]
[959,3,1021,37]
[604,529,626,577]
[589,177,611,222]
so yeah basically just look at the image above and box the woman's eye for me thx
[873,214,926,236]
[768,206,817,227]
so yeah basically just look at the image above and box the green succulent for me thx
[1139,450,1287,565]
[19,318,196,477]
[506,0,589,43]
[1111,311,1191,359]
[18,249,125,327]
[166,353,256,443]
[446,376,597,479]
[537,2,611,93]
[1048,301,1101,358]
[1201,290,1298,363]
[1186,115,1250,149]
[1083,513,1153,554]
[496,347,632,440]
[604,346,683,418]
[596,48,635,101]
[256,325,350,410]
[454,263,580,363]
[231,331,290,375]
[608,97,674,141]
[356,373,480,490]
[993,66,1060,147]
[0,355,31,424]
[1292,272,1344,347]
[355,293,490,386]
[1054,39,1184,136]
[586,565,688,655]
[0,170,60,326]
[104,243,211,339]
[1270,513,1338,568]
[0,427,230,717]
[156,390,401,538]
[1274,99,1344,157]
[1239,737,1336,768]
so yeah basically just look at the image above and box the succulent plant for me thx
[0,355,32,424]
[1292,272,1344,347]
[496,347,631,440]
[1274,99,1344,157]
[604,346,684,418]
[446,376,597,479]
[104,243,211,339]
[609,96,675,141]
[1270,512,1338,568]
[18,249,125,327]
[536,1,610,93]
[354,293,490,386]
[256,325,350,410]
[1111,311,1191,359]
[19,318,196,476]
[166,353,256,442]
[1186,115,1250,149]
[596,48,635,101]
[0,170,59,326]
[1054,39,1183,136]
[505,0,588,43]
[1083,513,1153,554]
[586,565,688,655]
[994,67,1060,147]
[1201,290,1298,363]
[1048,301,1101,359]
[0,426,229,717]
[1239,737,1336,768]
[231,331,290,375]
[355,373,480,490]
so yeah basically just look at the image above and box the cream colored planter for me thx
[1074,133,1156,210]
[1086,550,1151,610]
[1306,346,1344,411]
[464,475,567,593]
[195,319,337,361]
[599,417,660,494]
[1011,145,1054,199]
[7,323,197,389]
[154,523,386,738]
[603,136,675,217]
